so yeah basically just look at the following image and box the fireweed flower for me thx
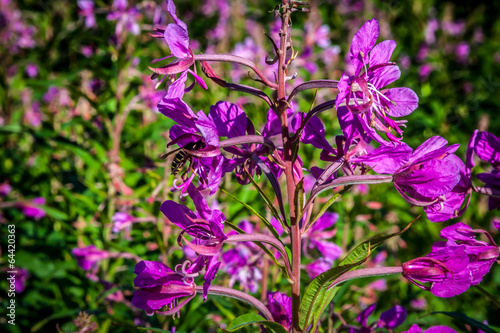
[77,0,96,29]
[267,292,292,330]
[341,304,407,332]
[336,18,419,144]
[403,324,458,333]
[353,136,467,221]
[402,222,499,297]
[211,102,275,184]
[158,98,223,196]
[302,212,342,262]
[132,261,196,315]
[106,0,141,37]
[149,0,207,94]
[112,212,134,233]
[18,197,46,220]
[222,221,263,293]
[0,182,11,196]
[72,245,110,271]
[473,131,500,210]
[160,195,227,300]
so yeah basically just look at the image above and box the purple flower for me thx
[19,197,46,220]
[336,18,419,144]
[221,221,263,293]
[25,63,38,77]
[158,98,223,196]
[472,131,500,210]
[456,42,470,64]
[345,304,407,332]
[403,324,458,333]
[305,257,333,279]
[402,222,499,297]
[112,212,134,233]
[72,245,110,271]
[11,268,29,293]
[23,101,42,128]
[149,0,206,95]
[0,182,11,196]
[267,292,292,330]
[132,261,196,315]
[160,194,226,300]
[77,0,96,28]
[303,212,342,261]
[106,0,141,37]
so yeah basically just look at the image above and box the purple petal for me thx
[133,261,176,288]
[378,305,407,329]
[351,143,412,174]
[158,98,197,128]
[160,200,197,230]
[384,87,419,117]
[357,303,376,327]
[164,24,190,59]
[166,0,187,30]
[475,131,500,164]
[398,158,460,197]
[195,111,219,147]
[311,212,338,232]
[403,324,423,333]
[440,222,474,242]
[369,40,396,67]
[350,18,380,75]
[209,101,247,138]
[410,136,458,165]
[369,64,401,89]
[203,257,221,301]
[301,115,334,152]
[312,240,342,261]
[423,326,459,333]
[164,70,188,100]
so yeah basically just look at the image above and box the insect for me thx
[161,140,206,176]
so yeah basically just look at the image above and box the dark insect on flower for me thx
[161,140,207,176]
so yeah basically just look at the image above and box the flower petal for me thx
[209,101,247,138]
[369,40,397,67]
[384,87,419,117]
[350,18,379,75]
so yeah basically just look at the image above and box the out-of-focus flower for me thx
[25,63,38,77]
[77,0,96,28]
[107,0,141,37]
[112,212,134,233]
[73,312,98,333]
[132,261,196,315]
[0,0,36,53]
[267,292,292,330]
[23,101,42,128]
[418,64,433,80]
[302,212,342,261]
[343,304,407,332]
[472,131,500,210]
[18,197,46,220]
[410,297,426,310]
[335,18,418,144]
[10,268,29,293]
[402,222,499,297]
[0,182,11,196]
[403,324,458,333]
[221,221,262,293]
[72,245,110,271]
[456,42,470,64]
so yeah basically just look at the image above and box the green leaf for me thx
[308,185,351,229]
[225,313,288,333]
[299,256,368,330]
[244,166,286,229]
[294,178,304,224]
[221,188,281,240]
[40,205,69,221]
[299,220,416,330]
[431,312,497,333]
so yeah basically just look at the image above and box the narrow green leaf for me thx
[294,178,304,224]
[221,188,281,240]
[308,185,351,228]
[40,205,69,221]
[431,312,497,333]
[299,220,416,330]
[244,166,286,229]
[225,313,288,333]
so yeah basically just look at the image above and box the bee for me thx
[161,140,207,176]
